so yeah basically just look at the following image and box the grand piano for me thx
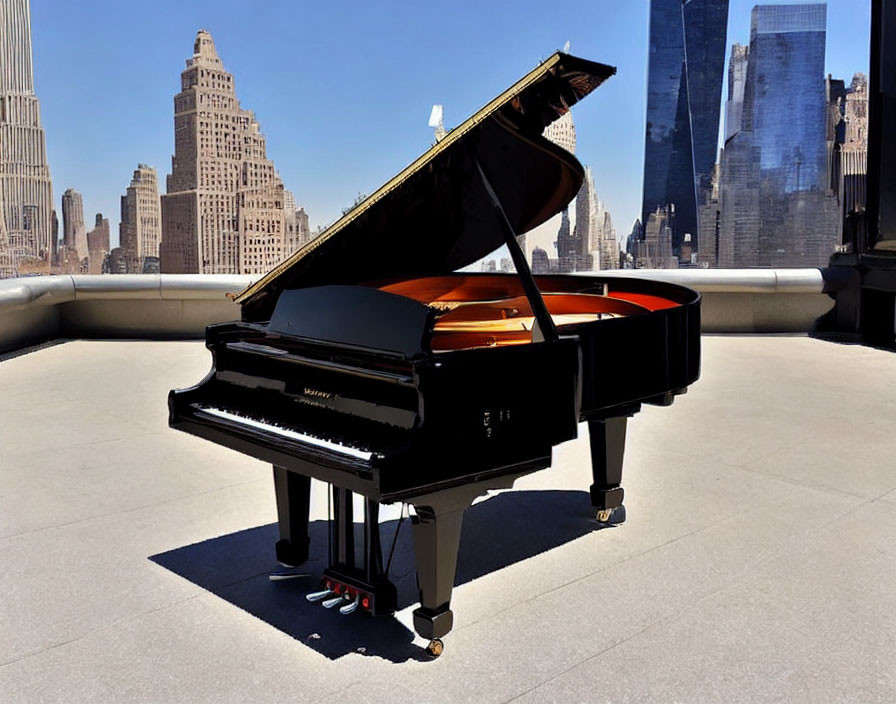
[169,52,700,658]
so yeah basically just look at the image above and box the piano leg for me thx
[409,470,534,656]
[272,466,311,567]
[587,417,628,525]
[410,506,462,655]
[410,483,489,656]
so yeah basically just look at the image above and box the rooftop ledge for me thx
[0,268,856,354]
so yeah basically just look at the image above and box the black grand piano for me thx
[169,52,700,658]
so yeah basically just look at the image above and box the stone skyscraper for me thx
[637,205,678,269]
[827,73,868,234]
[642,0,729,255]
[542,111,576,155]
[160,30,287,275]
[570,166,619,271]
[555,208,575,272]
[282,188,312,254]
[0,207,15,277]
[86,213,109,274]
[120,164,162,272]
[544,111,577,270]
[574,167,597,270]
[718,4,836,267]
[0,0,53,276]
[61,188,86,263]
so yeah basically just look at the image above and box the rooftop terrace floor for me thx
[1,336,894,703]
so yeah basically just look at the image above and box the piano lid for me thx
[236,52,616,319]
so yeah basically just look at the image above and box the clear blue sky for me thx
[30,0,869,247]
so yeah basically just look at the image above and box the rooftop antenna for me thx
[428,104,447,143]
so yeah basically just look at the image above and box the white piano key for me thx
[199,406,374,461]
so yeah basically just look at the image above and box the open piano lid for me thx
[237,52,616,320]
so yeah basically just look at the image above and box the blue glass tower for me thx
[745,4,827,194]
[719,3,834,267]
[642,0,729,256]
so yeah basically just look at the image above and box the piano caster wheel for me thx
[595,505,626,525]
[425,638,444,658]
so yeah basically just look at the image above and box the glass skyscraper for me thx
[719,3,836,267]
[641,0,729,256]
[746,5,827,193]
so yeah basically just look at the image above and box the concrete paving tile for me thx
[741,421,896,500]
[435,443,842,633]
[637,336,896,471]
[335,468,863,704]
[0,430,269,538]
[510,500,896,704]
[0,594,351,704]
[0,478,279,663]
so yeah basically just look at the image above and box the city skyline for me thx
[27,0,870,255]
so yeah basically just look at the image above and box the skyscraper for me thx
[555,208,575,272]
[0,208,15,278]
[0,0,54,274]
[719,3,836,267]
[61,188,86,263]
[86,213,109,274]
[285,205,311,254]
[572,166,619,271]
[830,73,869,232]
[642,0,729,255]
[544,111,577,271]
[542,111,576,155]
[594,208,619,270]
[160,30,287,275]
[638,205,678,269]
[120,164,162,272]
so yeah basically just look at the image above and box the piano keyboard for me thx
[197,406,375,461]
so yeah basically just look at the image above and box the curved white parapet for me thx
[0,269,848,354]
[578,267,853,333]
[0,274,257,353]
[587,267,852,295]
[0,274,256,310]
[0,275,76,313]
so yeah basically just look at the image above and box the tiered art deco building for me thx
[160,31,287,275]
[120,164,162,272]
[0,0,54,275]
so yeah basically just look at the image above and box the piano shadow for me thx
[150,488,603,662]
